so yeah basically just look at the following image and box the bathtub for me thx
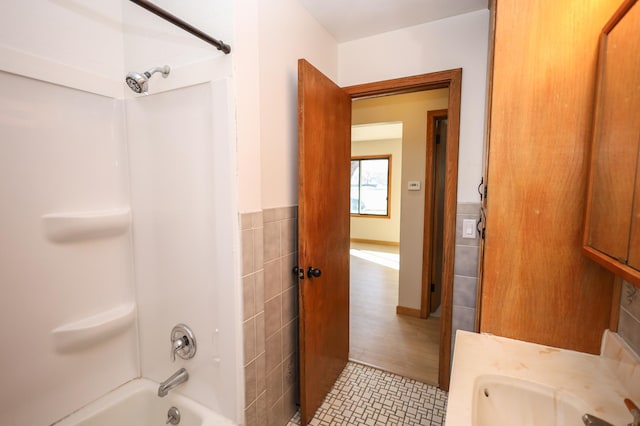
[53,378,235,426]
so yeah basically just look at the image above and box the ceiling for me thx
[298,0,488,42]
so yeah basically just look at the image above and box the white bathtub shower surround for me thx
[1,0,242,423]
[0,48,241,426]
[54,378,235,426]
[0,70,138,426]
[446,330,640,426]
[51,302,136,353]
[127,64,242,421]
[42,207,131,243]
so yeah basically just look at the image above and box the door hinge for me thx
[478,177,487,201]
[431,283,435,292]
[477,207,487,240]
[435,134,441,145]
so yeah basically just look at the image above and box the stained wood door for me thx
[430,117,447,314]
[297,59,351,426]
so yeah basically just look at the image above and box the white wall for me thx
[338,10,490,203]
[235,6,489,211]
[235,0,340,213]
[234,7,489,311]
[351,138,403,243]
[256,0,338,210]
[0,0,125,83]
[234,0,263,213]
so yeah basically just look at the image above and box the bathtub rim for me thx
[51,377,235,426]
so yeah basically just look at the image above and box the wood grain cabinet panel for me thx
[480,0,620,354]
[583,0,640,284]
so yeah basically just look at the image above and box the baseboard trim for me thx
[350,238,400,246]
[396,305,421,317]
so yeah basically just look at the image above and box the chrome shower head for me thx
[125,65,170,94]
[125,72,147,94]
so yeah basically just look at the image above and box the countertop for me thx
[445,330,640,425]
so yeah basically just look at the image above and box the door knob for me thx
[307,266,322,278]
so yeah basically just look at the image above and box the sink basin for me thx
[472,375,589,426]
[446,331,640,426]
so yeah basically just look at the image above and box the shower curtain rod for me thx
[128,0,231,54]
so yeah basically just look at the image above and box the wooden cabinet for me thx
[479,0,620,354]
[583,0,640,286]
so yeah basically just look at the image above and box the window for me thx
[350,156,391,217]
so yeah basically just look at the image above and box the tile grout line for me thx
[286,362,448,426]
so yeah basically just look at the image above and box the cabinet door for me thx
[587,0,640,263]
[620,1,640,270]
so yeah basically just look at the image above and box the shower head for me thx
[125,65,171,94]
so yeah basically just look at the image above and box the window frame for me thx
[350,154,392,218]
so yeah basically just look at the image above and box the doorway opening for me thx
[297,61,461,425]
[348,92,449,386]
[343,70,461,392]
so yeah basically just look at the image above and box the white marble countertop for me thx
[445,330,640,425]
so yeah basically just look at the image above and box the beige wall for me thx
[351,138,402,243]
[352,89,449,310]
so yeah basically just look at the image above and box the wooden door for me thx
[297,59,351,426]
[430,117,447,313]
[422,110,448,318]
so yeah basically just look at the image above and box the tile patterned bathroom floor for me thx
[286,362,448,426]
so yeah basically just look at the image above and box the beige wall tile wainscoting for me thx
[241,208,299,426]
[241,202,485,424]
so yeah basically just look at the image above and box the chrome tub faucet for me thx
[582,398,640,426]
[158,368,189,397]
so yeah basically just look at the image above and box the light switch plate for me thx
[408,181,421,191]
[463,219,477,239]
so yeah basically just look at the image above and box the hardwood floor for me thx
[349,243,440,386]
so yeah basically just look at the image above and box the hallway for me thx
[349,243,440,385]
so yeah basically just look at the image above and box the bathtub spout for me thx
[158,368,189,397]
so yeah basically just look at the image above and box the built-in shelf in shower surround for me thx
[42,207,131,242]
[51,303,136,353]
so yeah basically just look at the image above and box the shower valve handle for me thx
[171,336,188,362]
[170,324,197,362]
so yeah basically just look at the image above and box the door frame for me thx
[343,68,461,391]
